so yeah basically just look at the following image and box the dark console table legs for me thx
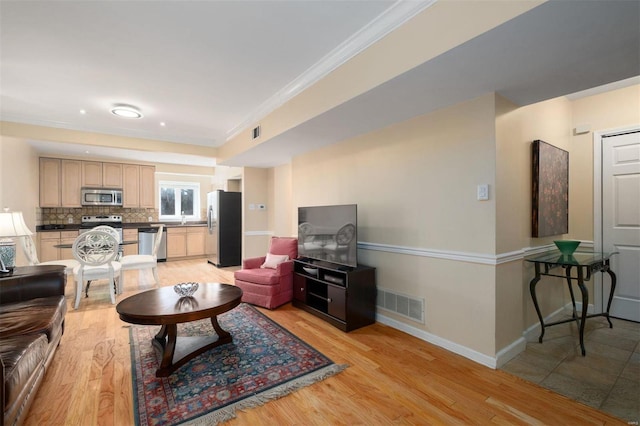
[528,256,617,357]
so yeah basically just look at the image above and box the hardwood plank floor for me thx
[24,259,626,425]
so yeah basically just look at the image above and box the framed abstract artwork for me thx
[532,139,569,237]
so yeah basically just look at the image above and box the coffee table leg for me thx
[211,315,231,340]
[153,324,177,377]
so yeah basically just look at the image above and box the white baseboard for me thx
[376,312,498,369]
[378,300,594,370]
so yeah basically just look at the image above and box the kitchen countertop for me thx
[36,221,207,232]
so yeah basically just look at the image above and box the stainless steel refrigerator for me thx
[206,190,241,267]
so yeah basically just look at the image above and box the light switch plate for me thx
[477,184,489,201]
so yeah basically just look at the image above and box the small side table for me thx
[525,251,617,356]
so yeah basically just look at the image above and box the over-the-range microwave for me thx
[81,188,123,206]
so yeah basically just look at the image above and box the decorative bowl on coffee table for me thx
[174,282,199,298]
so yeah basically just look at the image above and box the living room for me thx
[1,1,639,424]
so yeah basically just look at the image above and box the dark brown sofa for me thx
[0,265,67,426]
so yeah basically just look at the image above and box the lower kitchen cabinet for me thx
[166,226,206,259]
[166,227,187,259]
[122,228,138,256]
[38,231,78,262]
[186,227,206,256]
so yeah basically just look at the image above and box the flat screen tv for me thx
[297,204,357,268]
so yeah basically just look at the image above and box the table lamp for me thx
[0,210,33,275]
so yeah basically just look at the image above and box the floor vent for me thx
[376,288,424,323]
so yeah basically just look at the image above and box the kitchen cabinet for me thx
[82,161,103,187]
[139,165,155,208]
[38,231,78,262]
[122,164,155,208]
[61,160,82,207]
[122,164,140,208]
[103,163,123,188]
[40,157,152,207]
[39,158,61,207]
[166,226,205,259]
[122,228,138,256]
[166,227,187,259]
[82,161,123,188]
[186,226,206,256]
[40,158,82,207]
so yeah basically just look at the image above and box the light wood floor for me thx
[24,258,626,425]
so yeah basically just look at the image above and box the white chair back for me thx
[92,225,121,243]
[152,225,164,257]
[73,230,119,266]
[21,234,40,265]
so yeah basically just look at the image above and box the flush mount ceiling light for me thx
[110,104,143,119]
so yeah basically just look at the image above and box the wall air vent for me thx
[252,125,261,140]
[376,288,424,323]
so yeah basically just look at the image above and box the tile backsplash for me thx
[38,207,158,225]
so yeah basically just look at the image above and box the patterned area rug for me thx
[130,303,346,425]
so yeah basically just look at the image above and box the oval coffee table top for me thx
[116,283,242,325]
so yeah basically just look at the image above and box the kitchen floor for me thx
[501,314,639,423]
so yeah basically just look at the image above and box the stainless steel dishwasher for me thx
[138,227,167,261]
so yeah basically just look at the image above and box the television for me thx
[297,204,358,269]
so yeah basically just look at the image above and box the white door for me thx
[602,131,640,322]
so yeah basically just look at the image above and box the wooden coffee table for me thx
[116,283,242,377]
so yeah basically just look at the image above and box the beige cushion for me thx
[260,253,289,269]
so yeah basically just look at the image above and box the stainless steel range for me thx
[80,215,123,242]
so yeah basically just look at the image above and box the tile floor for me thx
[501,314,639,423]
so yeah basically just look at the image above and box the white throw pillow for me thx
[261,253,289,269]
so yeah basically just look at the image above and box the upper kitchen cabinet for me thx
[40,157,153,208]
[139,165,155,208]
[122,164,140,207]
[82,161,123,188]
[123,164,155,208]
[103,163,123,188]
[39,158,61,207]
[39,158,82,207]
[60,160,82,207]
[82,161,102,187]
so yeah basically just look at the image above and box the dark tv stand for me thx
[292,259,376,332]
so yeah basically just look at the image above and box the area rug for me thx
[130,303,347,425]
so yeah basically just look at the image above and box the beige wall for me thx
[291,94,500,356]
[293,93,498,253]
[494,95,573,343]
[242,167,270,258]
[267,164,293,238]
[279,85,639,360]
[570,84,640,239]
[0,135,40,266]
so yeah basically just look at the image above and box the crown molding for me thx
[226,0,438,141]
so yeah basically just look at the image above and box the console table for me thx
[525,251,617,356]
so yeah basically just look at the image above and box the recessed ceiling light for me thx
[111,104,143,119]
[160,122,166,127]
[80,109,86,115]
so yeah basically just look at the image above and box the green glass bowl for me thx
[554,240,580,256]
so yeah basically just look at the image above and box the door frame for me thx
[592,124,640,312]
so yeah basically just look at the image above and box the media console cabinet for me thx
[292,258,376,331]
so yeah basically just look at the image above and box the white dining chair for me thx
[119,224,163,288]
[72,230,122,309]
[21,234,79,284]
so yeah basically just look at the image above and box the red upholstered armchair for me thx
[233,237,298,309]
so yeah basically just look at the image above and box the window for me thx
[159,181,201,221]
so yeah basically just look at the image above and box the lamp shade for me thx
[0,211,33,237]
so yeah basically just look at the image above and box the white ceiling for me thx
[1,1,639,168]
